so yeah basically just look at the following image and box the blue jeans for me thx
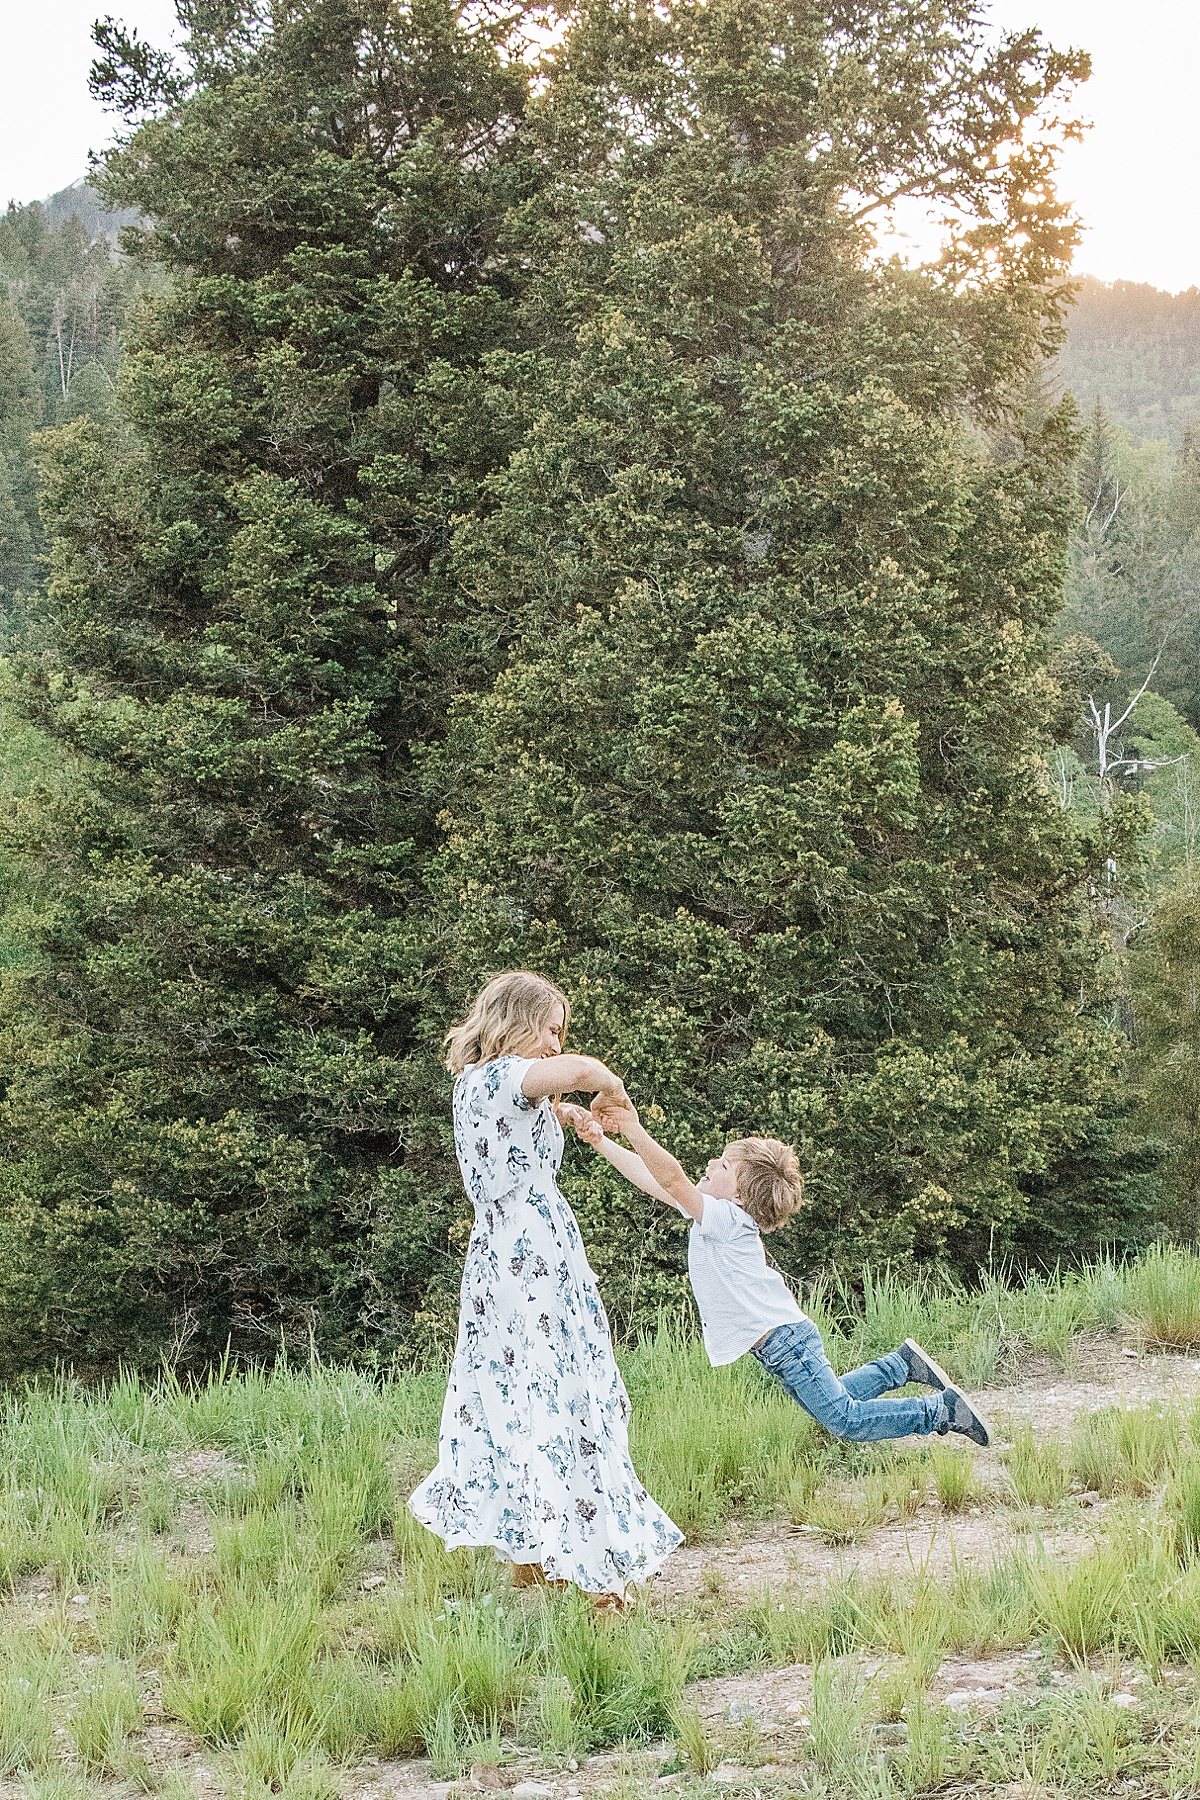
[752,1319,947,1442]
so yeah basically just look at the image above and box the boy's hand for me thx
[591,1094,639,1137]
[557,1102,605,1148]
[575,1113,605,1149]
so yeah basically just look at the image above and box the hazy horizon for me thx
[3,0,1198,293]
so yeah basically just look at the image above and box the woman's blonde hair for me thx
[444,971,571,1075]
[728,1137,804,1233]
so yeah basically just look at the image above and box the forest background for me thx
[1,0,1198,1379]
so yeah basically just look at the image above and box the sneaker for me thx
[899,1337,952,1392]
[941,1386,992,1448]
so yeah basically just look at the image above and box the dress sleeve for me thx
[502,1055,538,1114]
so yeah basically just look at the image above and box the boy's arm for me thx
[558,1104,683,1209]
[590,1097,706,1223]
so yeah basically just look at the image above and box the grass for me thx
[7,1250,1200,1797]
[1072,1402,1177,1497]
[928,1443,978,1512]
[625,1326,819,1535]
[1122,1242,1200,1349]
[1003,1425,1073,1507]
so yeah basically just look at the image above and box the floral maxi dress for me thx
[408,1055,682,1593]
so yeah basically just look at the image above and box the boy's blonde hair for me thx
[728,1137,804,1232]
[444,971,570,1076]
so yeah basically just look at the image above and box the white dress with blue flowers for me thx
[408,1054,682,1593]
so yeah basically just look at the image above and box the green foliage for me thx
[1053,410,1200,1225]
[0,190,146,616]
[0,0,537,1365]
[0,0,1138,1366]
[1129,888,1200,1234]
[425,0,1132,1296]
[1063,404,1200,733]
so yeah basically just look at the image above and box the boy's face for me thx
[702,1147,741,1201]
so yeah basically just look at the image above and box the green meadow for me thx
[6,1251,1200,1798]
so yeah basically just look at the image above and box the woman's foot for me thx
[512,1562,569,1592]
[592,1591,629,1613]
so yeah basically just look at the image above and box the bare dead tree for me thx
[1086,651,1184,811]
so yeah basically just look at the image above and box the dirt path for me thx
[651,1336,1200,1608]
[974,1334,1200,1428]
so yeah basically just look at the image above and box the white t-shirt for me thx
[687,1192,806,1366]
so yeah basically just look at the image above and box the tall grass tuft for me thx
[1121,1243,1200,1350]
[1170,1457,1200,1563]
[1026,1551,1127,1664]
[67,1658,143,1772]
[162,1588,322,1742]
[0,1664,57,1772]
[1072,1405,1177,1497]
[804,1477,891,1545]
[540,1592,693,1748]
[668,1699,718,1775]
[397,1595,531,1740]
[929,1445,978,1513]
[1003,1426,1072,1508]
[807,1659,895,1795]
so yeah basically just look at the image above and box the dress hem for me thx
[406,1496,681,1596]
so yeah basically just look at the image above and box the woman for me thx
[408,970,682,1598]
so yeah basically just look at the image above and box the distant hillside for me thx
[1059,276,1200,446]
[38,180,138,244]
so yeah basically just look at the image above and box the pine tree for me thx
[0,298,41,606]
[429,0,1133,1308]
[1130,875,1200,1237]
[0,0,1142,1367]
[0,0,539,1368]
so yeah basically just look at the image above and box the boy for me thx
[566,1095,991,1447]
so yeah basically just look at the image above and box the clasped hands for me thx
[559,1087,638,1147]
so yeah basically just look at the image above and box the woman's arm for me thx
[521,1054,627,1104]
[559,1105,682,1209]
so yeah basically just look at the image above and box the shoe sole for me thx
[902,1336,952,1392]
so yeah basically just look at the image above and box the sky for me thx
[1,0,1198,293]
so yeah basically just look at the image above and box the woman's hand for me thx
[591,1094,639,1138]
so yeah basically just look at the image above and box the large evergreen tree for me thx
[429,0,1147,1313]
[0,0,1142,1369]
[0,0,538,1367]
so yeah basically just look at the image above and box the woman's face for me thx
[525,1002,565,1059]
